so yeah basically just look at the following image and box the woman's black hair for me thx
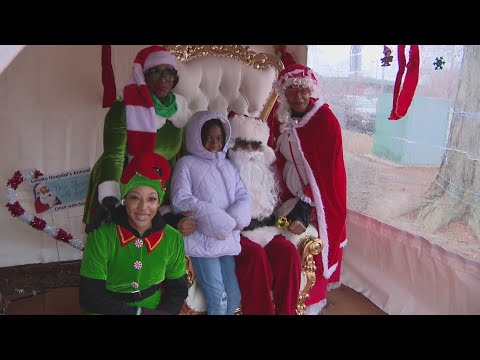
[172,73,179,89]
[201,119,226,148]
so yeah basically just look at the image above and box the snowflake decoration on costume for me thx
[135,239,143,248]
[433,57,445,70]
[134,261,142,270]
[131,282,139,289]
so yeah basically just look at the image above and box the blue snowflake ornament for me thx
[434,57,445,70]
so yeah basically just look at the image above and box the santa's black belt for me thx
[244,214,276,231]
[109,283,161,303]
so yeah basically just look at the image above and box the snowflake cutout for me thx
[133,261,142,270]
[135,239,143,248]
[433,57,445,70]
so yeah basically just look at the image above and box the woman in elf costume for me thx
[83,46,189,232]
[79,152,188,315]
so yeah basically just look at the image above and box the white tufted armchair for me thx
[166,45,323,315]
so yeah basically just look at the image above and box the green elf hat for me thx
[119,152,171,204]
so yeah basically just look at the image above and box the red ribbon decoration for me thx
[389,45,420,120]
[101,45,117,108]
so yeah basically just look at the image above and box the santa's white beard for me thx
[39,193,56,207]
[229,149,279,220]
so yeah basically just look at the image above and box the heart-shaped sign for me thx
[5,169,84,251]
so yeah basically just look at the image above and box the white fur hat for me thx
[227,113,270,149]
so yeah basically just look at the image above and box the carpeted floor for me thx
[4,284,386,315]
[322,285,386,315]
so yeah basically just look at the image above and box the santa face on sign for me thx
[33,182,62,213]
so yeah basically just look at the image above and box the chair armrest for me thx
[296,236,323,315]
[184,256,195,286]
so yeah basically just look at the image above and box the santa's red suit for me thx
[227,113,301,315]
[268,95,347,312]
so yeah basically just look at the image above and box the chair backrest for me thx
[166,45,283,120]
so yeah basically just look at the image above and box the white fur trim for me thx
[276,99,324,135]
[169,94,189,128]
[300,194,314,206]
[143,51,177,72]
[296,100,323,129]
[306,298,327,315]
[292,125,330,279]
[325,262,338,278]
[280,224,318,248]
[242,226,281,248]
[132,63,146,88]
[98,181,121,204]
[263,146,276,166]
[274,68,322,103]
[327,282,341,291]
[229,114,270,146]
[340,238,348,248]
[155,115,167,130]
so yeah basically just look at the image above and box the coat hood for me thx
[185,110,231,160]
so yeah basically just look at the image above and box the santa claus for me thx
[33,182,62,214]
[227,113,301,315]
[268,64,348,315]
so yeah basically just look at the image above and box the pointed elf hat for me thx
[119,152,172,203]
[123,46,178,159]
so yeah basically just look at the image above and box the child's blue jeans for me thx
[190,255,241,315]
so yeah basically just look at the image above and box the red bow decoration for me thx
[388,45,420,120]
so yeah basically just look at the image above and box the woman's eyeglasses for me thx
[145,68,177,82]
[285,85,310,95]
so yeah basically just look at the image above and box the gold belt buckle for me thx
[276,216,290,229]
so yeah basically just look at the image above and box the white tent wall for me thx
[342,211,480,315]
[0,45,106,267]
[0,46,26,75]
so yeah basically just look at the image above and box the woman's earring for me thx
[121,199,125,206]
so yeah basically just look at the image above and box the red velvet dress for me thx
[268,98,347,307]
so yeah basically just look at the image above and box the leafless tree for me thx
[416,45,480,238]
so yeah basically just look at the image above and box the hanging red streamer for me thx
[389,45,420,120]
[102,45,117,108]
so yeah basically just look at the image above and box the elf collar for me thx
[116,225,165,253]
[112,207,167,253]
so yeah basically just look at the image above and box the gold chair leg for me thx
[296,236,323,315]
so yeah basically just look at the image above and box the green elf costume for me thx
[79,152,188,315]
[83,46,189,231]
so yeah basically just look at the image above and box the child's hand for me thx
[178,211,196,236]
[178,218,196,236]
